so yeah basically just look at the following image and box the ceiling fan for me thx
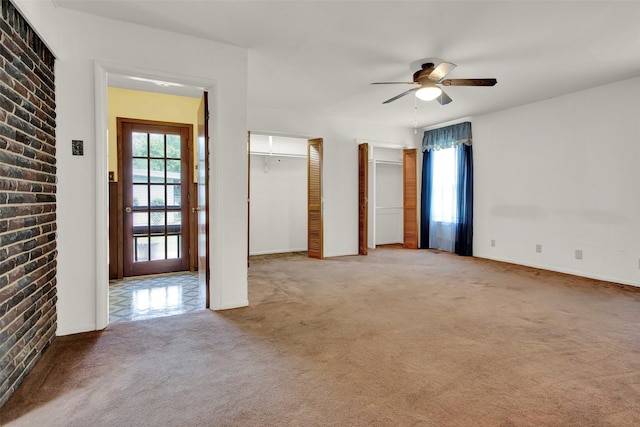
[372,61,497,105]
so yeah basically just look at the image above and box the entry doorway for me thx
[106,81,210,324]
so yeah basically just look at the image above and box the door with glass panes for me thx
[120,119,191,277]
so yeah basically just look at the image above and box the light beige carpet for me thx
[2,248,640,426]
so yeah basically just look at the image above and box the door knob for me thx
[192,207,201,213]
[125,207,132,213]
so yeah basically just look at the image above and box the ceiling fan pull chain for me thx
[413,97,418,134]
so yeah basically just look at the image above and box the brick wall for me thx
[0,0,56,407]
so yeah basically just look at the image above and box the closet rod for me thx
[249,152,307,159]
[374,160,402,165]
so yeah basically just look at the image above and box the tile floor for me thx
[109,272,206,324]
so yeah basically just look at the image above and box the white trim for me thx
[478,255,640,288]
[355,138,411,150]
[57,323,96,337]
[249,248,307,256]
[94,63,109,330]
[93,61,220,326]
[208,84,225,311]
[213,300,249,311]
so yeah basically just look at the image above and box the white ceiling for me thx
[55,1,640,129]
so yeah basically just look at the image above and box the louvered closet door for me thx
[308,138,323,259]
[358,143,368,255]
[403,148,418,249]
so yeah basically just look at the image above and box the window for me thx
[420,122,473,256]
[430,147,458,223]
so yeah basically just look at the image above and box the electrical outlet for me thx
[575,249,583,260]
[536,244,542,253]
[491,239,496,247]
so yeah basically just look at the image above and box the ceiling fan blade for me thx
[371,82,419,85]
[440,78,497,86]
[428,62,456,81]
[435,89,453,106]
[382,87,418,104]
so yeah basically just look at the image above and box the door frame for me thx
[116,117,194,278]
[95,62,217,330]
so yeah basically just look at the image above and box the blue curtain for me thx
[419,149,433,249]
[454,144,473,256]
[422,121,473,152]
[420,122,473,256]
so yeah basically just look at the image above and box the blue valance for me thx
[422,121,472,152]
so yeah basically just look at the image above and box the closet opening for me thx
[359,144,417,252]
[248,134,316,258]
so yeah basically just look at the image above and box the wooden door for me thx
[197,93,210,308]
[358,143,368,255]
[403,148,418,249]
[308,138,323,259]
[120,118,191,276]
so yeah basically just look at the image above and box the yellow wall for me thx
[108,87,201,181]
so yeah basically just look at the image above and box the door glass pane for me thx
[132,132,148,156]
[133,212,148,234]
[149,185,165,207]
[149,134,165,158]
[167,235,179,259]
[167,185,181,207]
[167,211,181,232]
[166,160,181,183]
[150,236,165,260]
[150,159,165,182]
[132,158,148,183]
[136,236,149,262]
[166,135,180,159]
[133,185,148,207]
[151,211,165,228]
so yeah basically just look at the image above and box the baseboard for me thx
[211,299,249,311]
[56,322,98,336]
[477,255,640,288]
[324,251,359,258]
[249,248,307,256]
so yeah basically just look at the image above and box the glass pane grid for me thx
[129,129,184,265]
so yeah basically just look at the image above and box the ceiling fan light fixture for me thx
[415,85,442,101]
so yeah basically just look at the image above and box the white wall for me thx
[249,154,307,255]
[473,76,640,286]
[250,107,416,257]
[367,146,404,247]
[16,1,249,334]
[375,162,403,245]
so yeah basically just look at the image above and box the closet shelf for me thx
[250,152,307,159]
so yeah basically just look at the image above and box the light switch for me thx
[72,140,84,156]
